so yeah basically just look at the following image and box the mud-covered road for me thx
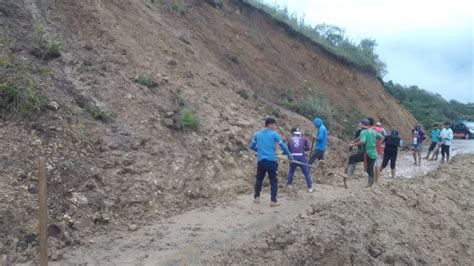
[48,140,474,265]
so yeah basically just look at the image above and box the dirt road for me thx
[52,140,474,265]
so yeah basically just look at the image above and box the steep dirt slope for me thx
[1,0,416,263]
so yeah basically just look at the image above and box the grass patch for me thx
[134,75,158,88]
[84,105,114,122]
[179,107,198,130]
[284,93,335,129]
[1,33,47,119]
[243,0,386,77]
[31,26,61,60]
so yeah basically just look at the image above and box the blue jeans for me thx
[254,159,278,202]
[287,156,313,188]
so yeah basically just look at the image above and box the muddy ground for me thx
[31,141,472,265]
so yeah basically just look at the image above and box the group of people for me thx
[249,117,326,206]
[249,116,455,206]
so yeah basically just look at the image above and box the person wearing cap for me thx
[286,127,314,192]
[308,118,327,166]
[380,129,402,178]
[249,117,293,207]
[411,124,426,165]
[347,118,384,187]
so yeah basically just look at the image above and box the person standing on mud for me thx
[308,118,327,165]
[424,124,440,159]
[346,119,384,187]
[429,124,443,161]
[249,117,293,207]
[368,118,383,184]
[411,124,425,165]
[439,122,454,163]
[380,129,401,178]
[286,127,314,192]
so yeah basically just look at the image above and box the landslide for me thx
[212,155,474,265]
[1,0,416,263]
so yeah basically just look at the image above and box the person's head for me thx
[376,122,382,128]
[391,129,399,136]
[360,118,370,129]
[444,122,451,128]
[432,123,438,129]
[313,118,323,128]
[367,117,375,127]
[265,117,277,130]
[291,127,301,136]
[414,124,421,130]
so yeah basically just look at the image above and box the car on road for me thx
[452,121,474,139]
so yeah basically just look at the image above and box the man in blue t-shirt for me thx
[250,117,293,207]
[424,124,440,159]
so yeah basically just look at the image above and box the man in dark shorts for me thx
[411,124,425,165]
[424,124,440,159]
[380,129,401,178]
[308,118,327,165]
[249,117,293,207]
[346,119,384,187]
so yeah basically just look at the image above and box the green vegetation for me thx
[84,105,114,122]
[151,0,186,14]
[179,107,198,130]
[283,93,336,130]
[31,26,61,60]
[384,81,474,130]
[243,0,386,77]
[134,75,158,88]
[1,34,47,119]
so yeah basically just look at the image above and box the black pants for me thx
[308,149,325,165]
[254,159,278,202]
[381,151,398,169]
[347,151,376,185]
[441,144,450,160]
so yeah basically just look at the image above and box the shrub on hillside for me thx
[179,107,198,130]
[134,75,158,88]
[84,105,114,122]
[284,93,335,129]
[31,26,62,60]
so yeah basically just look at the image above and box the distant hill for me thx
[384,80,474,129]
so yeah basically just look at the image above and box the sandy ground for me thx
[44,140,474,265]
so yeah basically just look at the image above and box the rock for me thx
[165,111,174,117]
[128,224,138,231]
[47,101,60,111]
[168,59,178,66]
[164,118,174,128]
[208,0,223,8]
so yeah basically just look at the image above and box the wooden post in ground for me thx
[38,158,48,266]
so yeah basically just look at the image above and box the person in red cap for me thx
[346,119,384,187]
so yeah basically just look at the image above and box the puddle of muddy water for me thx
[388,139,474,179]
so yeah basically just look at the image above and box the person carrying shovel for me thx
[249,117,293,207]
[286,127,314,193]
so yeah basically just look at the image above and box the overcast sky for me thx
[261,0,474,103]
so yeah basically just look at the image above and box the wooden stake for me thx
[38,158,48,266]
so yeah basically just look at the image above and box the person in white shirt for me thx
[439,122,454,163]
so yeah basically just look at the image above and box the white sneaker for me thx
[253,197,260,204]
[308,186,313,193]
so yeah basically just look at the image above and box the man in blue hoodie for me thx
[308,118,327,166]
[249,117,293,207]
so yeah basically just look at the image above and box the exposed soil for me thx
[44,151,474,265]
[1,0,426,264]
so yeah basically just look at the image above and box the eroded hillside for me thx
[1,0,417,262]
